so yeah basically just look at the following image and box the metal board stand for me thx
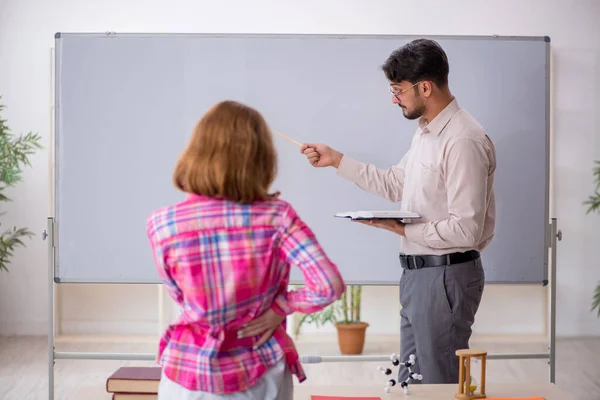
[44,217,560,399]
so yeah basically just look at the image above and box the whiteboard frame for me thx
[51,32,551,285]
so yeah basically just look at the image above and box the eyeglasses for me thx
[389,82,421,98]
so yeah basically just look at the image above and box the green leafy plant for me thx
[293,285,364,338]
[0,98,43,272]
[593,284,600,318]
[585,160,600,316]
[584,161,600,214]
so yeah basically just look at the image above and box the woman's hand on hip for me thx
[237,309,286,349]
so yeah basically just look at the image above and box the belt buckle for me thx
[411,256,425,269]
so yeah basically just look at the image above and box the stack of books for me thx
[106,367,161,399]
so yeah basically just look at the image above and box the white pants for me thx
[158,359,293,400]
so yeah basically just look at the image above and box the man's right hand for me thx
[300,143,343,168]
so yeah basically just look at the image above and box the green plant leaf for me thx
[585,161,600,214]
[0,97,43,272]
[584,192,600,214]
[584,161,600,318]
[592,282,600,318]
[0,226,35,272]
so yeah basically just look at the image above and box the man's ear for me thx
[421,81,433,98]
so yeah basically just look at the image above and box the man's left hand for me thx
[355,219,406,236]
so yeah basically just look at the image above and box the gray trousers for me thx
[398,257,485,384]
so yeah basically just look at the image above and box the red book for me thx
[106,367,161,394]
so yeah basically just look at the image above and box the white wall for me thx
[1,0,599,338]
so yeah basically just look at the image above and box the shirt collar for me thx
[185,193,214,202]
[418,97,460,135]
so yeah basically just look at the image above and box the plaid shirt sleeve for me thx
[271,204,346,315]
[147,215,184,305]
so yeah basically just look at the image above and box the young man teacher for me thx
[300,39,497,384]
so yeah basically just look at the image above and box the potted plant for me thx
[585,160,600,316]
[294,284,369,355]
[0,97,42,272]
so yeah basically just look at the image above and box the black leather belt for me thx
[399,250,480,270]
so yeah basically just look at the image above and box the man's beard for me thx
[400,103,425,120]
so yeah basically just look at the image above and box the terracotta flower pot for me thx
[334,322,369,355]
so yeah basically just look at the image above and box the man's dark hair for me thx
[382,39,449,88]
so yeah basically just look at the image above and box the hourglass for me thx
[455,349,487,399]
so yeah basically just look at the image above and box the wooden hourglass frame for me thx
[455,349,487,399]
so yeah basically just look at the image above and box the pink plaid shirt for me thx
[146,193,345,394]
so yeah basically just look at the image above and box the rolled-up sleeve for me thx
[404,138,492,249]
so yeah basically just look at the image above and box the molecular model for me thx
[376,353,423,394]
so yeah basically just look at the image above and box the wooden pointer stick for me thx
[273,130,302,147]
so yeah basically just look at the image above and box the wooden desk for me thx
[294,383,571,400]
